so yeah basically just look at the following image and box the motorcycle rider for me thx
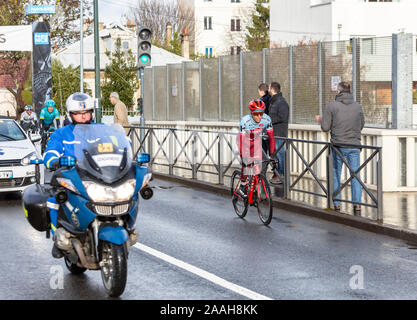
[43,92,97,258]
[20,105,38,132]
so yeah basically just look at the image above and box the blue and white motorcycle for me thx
[23,124,152,297]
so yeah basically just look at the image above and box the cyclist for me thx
[40,99,60,132]
[20,105,38,132]
[237,99,276,197]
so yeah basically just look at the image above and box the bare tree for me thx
[126,0,195,49]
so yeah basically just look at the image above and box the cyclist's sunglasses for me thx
[252,112,264,116]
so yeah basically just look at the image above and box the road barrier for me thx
[127,126,383,222]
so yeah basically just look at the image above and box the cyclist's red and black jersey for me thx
[238,114,275,158]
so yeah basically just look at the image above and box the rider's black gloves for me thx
[49,160,60,171]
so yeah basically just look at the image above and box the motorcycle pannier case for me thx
[22,184,52,232]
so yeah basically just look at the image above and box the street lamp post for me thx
[93,0,101,123]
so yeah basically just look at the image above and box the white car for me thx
[0,116,44,193]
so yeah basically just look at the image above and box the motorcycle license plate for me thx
[0,171,13,179]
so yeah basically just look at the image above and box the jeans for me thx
[332,148,362,207]
[275,138,285,175]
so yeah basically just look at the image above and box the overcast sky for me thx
[98,0,176,26]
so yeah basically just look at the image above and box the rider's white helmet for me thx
[66,92,95,123]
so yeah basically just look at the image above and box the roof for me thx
[54,22,190,70]
[0,75,16,89]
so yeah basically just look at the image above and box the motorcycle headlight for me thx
[21,152,38,165]
[141,173,152,190]
[83,179,136,202]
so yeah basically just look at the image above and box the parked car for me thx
[0,116,44,193]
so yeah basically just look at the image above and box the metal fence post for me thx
[166,65,169,121]
[199,60,203,121]
[318,42,323,117]
[218,56,222,121]
[240,52,243,118]
[284,139,291,199]
[147,128,153,166]
[262,48,267,83]
[326,145,334,209]
[289,46,294,124]
[169,129,174,176]
[182,62,185,121]
[218,133,224,185]
[192,131,197,179]
[152,67,155,120]
[377,151,383,223]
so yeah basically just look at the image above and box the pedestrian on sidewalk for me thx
[109,92,130,135]
[268,82,289,185]
[316,81,365,215]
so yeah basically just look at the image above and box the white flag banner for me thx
[0,25,32,52]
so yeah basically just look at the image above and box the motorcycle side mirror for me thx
[59,156,76,167]
[137,153,150,164]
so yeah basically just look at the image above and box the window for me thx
[231,18,241,32]
[205,47,213,57]
[231,0,241,2]
[204,17,212,30]
[230,46,241,55]
[122,41,129,50]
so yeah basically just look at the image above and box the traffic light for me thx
[137,26,151,68]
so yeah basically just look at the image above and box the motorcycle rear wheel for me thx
[100,241,127,297]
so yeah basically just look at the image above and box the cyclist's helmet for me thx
[248,99,266,113]
[45,99,55,108]
[24,105,32,111]
[66,92,95,124]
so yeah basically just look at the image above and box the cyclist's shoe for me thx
[270,174,283,185]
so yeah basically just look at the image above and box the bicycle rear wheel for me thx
[256,174,273,225]
[230,170,248,219]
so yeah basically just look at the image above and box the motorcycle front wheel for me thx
[100,241,127,297]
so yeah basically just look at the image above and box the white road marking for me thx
[133,243,273,300]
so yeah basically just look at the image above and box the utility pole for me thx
[93,0,101,123]
[80,0,84,93]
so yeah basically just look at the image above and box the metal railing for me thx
[127,126,383,222]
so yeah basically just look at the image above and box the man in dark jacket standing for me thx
[259,83,271,157]
[268,82,289,184]
[316,82,365,215]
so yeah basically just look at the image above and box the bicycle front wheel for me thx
[256,174,273,225]
[230,170,248,219]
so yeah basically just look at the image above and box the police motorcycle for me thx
[23,123,152,297]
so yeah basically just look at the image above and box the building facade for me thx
[179,0,259,57]
[270,0,417,46]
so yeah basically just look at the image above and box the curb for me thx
[153,172,417,244]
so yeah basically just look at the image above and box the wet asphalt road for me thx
[2,178,417,300]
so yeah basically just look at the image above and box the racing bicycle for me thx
[230,156,278,226]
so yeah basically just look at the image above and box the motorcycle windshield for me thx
[73,124,133,184]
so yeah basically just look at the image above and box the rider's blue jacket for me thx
[43,123,78,169]
[43,123,100,169]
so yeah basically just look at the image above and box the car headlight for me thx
[21,152,38,165]
[83,179,136,202]
[141,173,152,190]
